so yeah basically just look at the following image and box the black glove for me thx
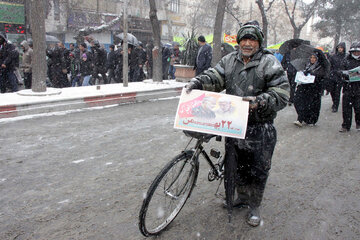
[185,78,203,94]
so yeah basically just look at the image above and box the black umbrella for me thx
[279,39,310,55]
[289,44,329,71]
[46,34,60,43]
[116,32,139,46]
[27,34,60,44]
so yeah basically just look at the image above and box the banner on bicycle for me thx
[174,89,249,139]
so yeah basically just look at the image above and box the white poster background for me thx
[295,71,315,84]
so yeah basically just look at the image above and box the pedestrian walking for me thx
[328,42,346,112]
[339,42,360,132]
[145,41,154,79]
[185,21,289,227]
[107,44,116,84]
[162,45,171,80]
[79,43,92,86]
[194,35,212,76]
[0,32,19,93]
[281,51,297,105]
[20,40,33,89]
[169,44,180,79]
[90,40,108,85]
[69,53,81,87]
[46,42,71,88]
[293,52,327,127]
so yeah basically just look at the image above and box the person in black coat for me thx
[339,42,360,132]
[128,44,141,82]
[328,42,346,112]
[107,44,116,84]
[145,41,154,79]
[194,35,212,76]
[114,45,123,83]
[281,51,297,105]
[162,45,171,80]
[79,43,93,86]
[46,42,70,88]
[90,40,108,84]
[293,51,327,126]
[0,32,19,93]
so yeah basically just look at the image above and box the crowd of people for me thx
[282,41,360,132]
[0,34,183,92]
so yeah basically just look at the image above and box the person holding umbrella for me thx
[185,21,289,226]
[293,51,327,127]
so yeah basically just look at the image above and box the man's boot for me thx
[247,206,261,227]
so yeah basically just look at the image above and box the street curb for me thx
[0,87,183,119]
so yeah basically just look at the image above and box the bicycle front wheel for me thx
[139,150,199,236]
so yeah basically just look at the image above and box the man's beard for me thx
[241,47,258,57]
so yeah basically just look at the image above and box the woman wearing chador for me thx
[294,52,327,127]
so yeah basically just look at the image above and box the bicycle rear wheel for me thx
[139,150,199,236]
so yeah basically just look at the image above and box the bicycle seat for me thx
[183,130,215,143]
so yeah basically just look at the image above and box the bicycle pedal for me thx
[210,148,221,158]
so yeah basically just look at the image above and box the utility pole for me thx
[122,0,129,87]
[29,0,47,92]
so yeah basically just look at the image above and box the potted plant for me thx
[174,31,198,81]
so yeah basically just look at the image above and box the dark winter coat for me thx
[194,43,212,75]
[294,59,326,124]
[0,42,19,72]
[162,47,171,65]
[107,50,116,70]
[192,48,289,124]
[80,50,92,76]
[342,53,360,95]
[137,47,147,65]
[329,42,346,81]
[91,46,107,74]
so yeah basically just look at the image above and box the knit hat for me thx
[82,53,87,59]
[236,20,264,46]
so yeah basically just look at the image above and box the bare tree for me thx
[212,0,227,65]
[186,0,217,35]
[30,0,47,92]
[282,0,320,39]
[149,0,162,82]
[256,0,276,47]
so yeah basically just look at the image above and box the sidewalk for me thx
[0,80,186,119]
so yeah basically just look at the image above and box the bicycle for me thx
[138,131,225,237]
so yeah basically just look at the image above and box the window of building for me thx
[169,0,180,13]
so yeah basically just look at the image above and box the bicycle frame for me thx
[186,137,224,181]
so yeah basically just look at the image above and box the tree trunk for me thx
[30,0,47,92]
[293,28,301,39]
[256,0,268,47]
[149,0,162,82]
[212,0,227,66]
[123,0,129,87]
